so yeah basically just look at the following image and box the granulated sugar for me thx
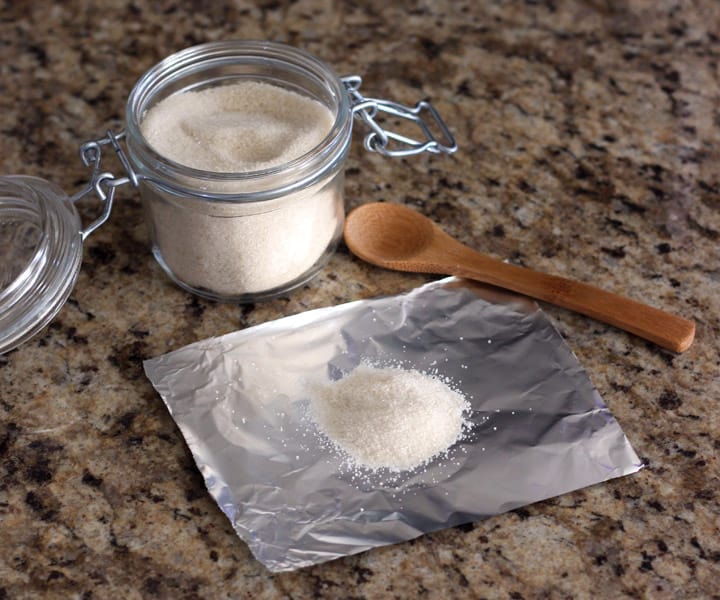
[145,183,340,296]
[308,365,470,472]
[138,81,340,297]
[141,81,334,172]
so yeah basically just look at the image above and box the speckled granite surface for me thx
[1,1,719,598]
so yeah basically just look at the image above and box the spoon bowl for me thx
[344,202,695,353]
[344,202,436,263]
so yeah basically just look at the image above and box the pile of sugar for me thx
[137,81,340,296]
[140,81,334,172]
[308,365,470,472]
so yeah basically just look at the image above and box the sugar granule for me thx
[140,80,334,173]
[308,365,470,472]
[137,80,340,296]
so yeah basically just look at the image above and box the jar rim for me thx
[124,40,353,201]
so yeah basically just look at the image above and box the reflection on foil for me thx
[144,277,642,572]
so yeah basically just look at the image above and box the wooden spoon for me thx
[343,202,695,353]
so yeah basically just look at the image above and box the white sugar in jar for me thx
[124,41,352,302]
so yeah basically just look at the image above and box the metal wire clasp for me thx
[70,130,138,241]
[342,75,458,158]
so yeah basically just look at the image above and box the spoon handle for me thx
[448,243,695,353]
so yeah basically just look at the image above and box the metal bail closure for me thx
[72,130,137,241]
[0,130,134,354]
[341,75,458,158]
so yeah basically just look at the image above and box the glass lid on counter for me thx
[0,175,84,354]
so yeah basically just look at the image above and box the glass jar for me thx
[0,39,456,353]
[124,41,353,302]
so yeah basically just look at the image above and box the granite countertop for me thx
[1,1,719,598]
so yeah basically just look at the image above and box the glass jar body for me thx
[124,41,352,302]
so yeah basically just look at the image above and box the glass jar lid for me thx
[0,175,83,354]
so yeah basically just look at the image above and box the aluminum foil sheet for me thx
[144,277,642,572]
